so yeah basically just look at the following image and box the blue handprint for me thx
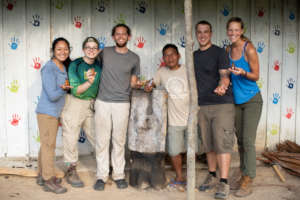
[157,24,168,36]
[286,78,295,89]
[8,36,20,50]
[220,5,231,16]
[178,36,185,48]
[257,41,265,54]
[78,129,86,143]
[97,36,106,50]
[96,0,108,13]
[272,93,280,104]
[289,11,295,20]
[222,39,230,49]
[136,0,148,14]
[30,14,41,27]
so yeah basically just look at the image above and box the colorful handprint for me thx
[178,36,185,48]
[78,130,86,143]
[97,36,107,50]
[272,93,280,104]
[286,78,295,89]
[256,41,265,54]
[157,24,168,36]
[32,57,42,70]
[136,0,148,14]
[257,7,265,17]
[96,0,109,13]
[7,80,20,93]
[158,58,166,68]
[220,5,231,16]
[272,24,280,36]
[273,60,280,71]
[289,11,295,20]
[256,78,263,89]
[134,36,146,48]
[221,39,230,49]
[6,0,16,11]
[33,132,40,143]
[113,14,126,24]
[30,14,41,27]
[287,43,295,54]
[73,16,83,29]
[285,108,294,119]
[55,0,64,10]
[8,36,20,50]
[10,114,21,126]
[270,124,279,136]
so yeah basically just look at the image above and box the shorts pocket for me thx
[223,128,235,150]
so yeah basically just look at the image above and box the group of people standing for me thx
[35,16,262,200]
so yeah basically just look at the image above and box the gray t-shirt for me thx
[97,46,140,102]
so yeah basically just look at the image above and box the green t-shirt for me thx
[69,57,102,100]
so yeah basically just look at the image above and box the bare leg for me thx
[217,153,231,179]
[170,154,184,182]
[207,152,217,172]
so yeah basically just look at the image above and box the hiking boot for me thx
[66,165,84,188]
[230,176,243,190]
[198,173,218,191]
[43,177,67,194]
[36,174,62,186]
[114,179,128,189]
[94,179,105,191]
[234,176,253,197]
[215,182,230,199]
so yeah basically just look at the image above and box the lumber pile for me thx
[258,140,300,177]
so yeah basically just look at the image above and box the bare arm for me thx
[130,75,143,89]
[245,43,260,81]
[214,69,230,96]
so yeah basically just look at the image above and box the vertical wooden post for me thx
[184,0,198,200]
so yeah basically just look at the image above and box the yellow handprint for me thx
[7,80,20,93]
[270,124,279,136]
[256,78,264,89]
[287,43,295,54]
[33,132,40,143]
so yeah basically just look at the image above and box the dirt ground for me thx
[0,153,300,200]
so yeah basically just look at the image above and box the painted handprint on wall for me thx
[272,93,280,104]
[7,80,20,93]
[286,78,295,89]
[10,114,21,126]
[270,124,279,136]
[114,14,126,24]
[221,39,230,49]
[178,36,185,48]
[256,42,265,54]
[273,60,280,71]
[6,0,16,11]
[96,0,109,13]
[32,57,42,70]
[257,7,265,17]
[157,24,168,36]
[285,108,294,119]
[289,11,295,20]
[73,16,83,29]
[97,36,107,50]
[158,58,166,68]
[136,0,148,14]
[55,0,64,10]
[33,132,40,143]
[220,5,231,17]
[287,43,295,54]
[78,130,86,143]
[8,36,20,50]
[256,78,263,89]
[30,14,41,27]
[272,24,280,36]
[134,36,146,49]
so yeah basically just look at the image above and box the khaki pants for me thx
[61,94,95,163]
[37,114,59,181]
[94,99,130,182]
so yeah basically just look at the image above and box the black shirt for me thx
[194,45,234,105]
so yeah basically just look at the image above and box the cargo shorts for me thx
[198,104,235,154]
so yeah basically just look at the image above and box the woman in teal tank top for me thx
[226,17,263,198]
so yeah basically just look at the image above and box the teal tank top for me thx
[229,42,260,104]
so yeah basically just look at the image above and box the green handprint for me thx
[33,132,40,143]
[7,80,20,93]
[287,43,295,54]
[114,14,126,24]
[270,124,279,136]
[55,0,64,10]
[256,78,264,89]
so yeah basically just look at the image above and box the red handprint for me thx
[158,58,166,68]
[6,0,16,11]
[10,114,21,126]
[32,57,42,70]
[134,36,146,48]
[285,108,294,119]
[73,16,83,28]
[273,60,280,71]
[257,8,265,17]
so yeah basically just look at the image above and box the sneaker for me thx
[94,179,105,191]
[215,182,230,199]
[198,173,218,191]
[36,174,62,186]
[43,177,67,194]
[114,179,128,189]
[66,165,84,188]
[234,176,253,197]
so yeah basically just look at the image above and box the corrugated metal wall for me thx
[0,0,299,157]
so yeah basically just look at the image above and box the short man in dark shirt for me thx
[194,20,235,200]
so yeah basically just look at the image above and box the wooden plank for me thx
[216,0,233,47]
[0,167,64,178]
[280,0,298,142]
[296,2,300,145]
[0,0,8,157]
[26,0,51,157]
[266,0,283,148]
[233,0,251,39]
[3,0,28,157]
[250,0,269,150]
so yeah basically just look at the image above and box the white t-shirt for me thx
[154,65,189,126]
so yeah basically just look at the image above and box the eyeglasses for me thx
[84,46,99,51]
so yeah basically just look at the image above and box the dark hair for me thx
[111,24,131,36]
[162,44,179,56]
[195,20,212,32]
[82,36,99,49]
[51,37,72,69]
[226,17,250,42]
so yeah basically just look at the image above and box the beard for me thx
[116,41,128,48]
